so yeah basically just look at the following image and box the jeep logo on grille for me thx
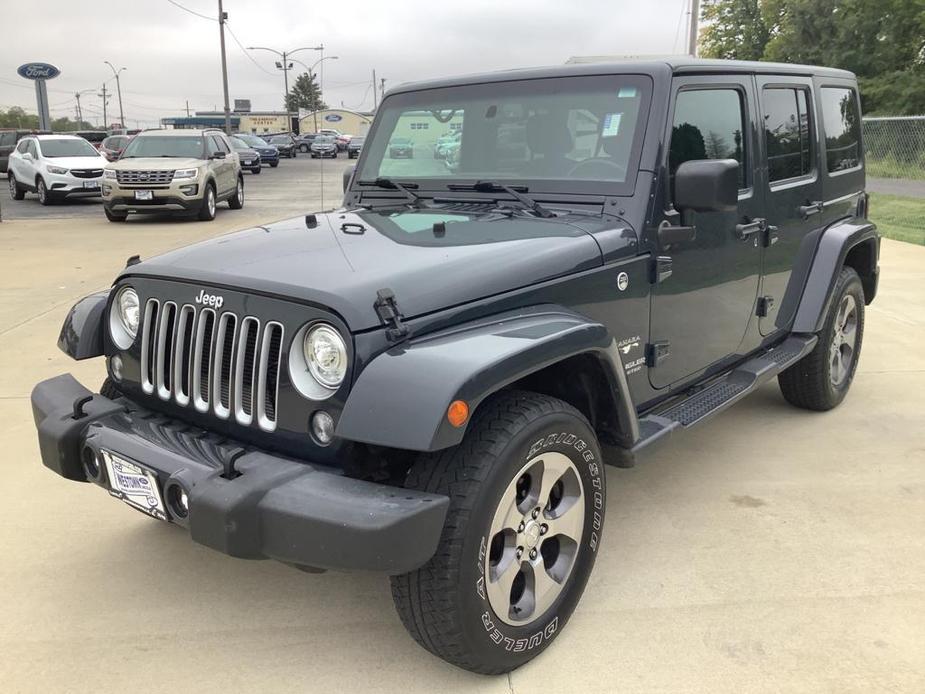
[195,290,224,309]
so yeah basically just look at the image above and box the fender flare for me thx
[792,218,879,334]
[336,305,639,452]
[57,291,108,360]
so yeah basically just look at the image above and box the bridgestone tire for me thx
[390,390,606,674]
[779,266,865,411]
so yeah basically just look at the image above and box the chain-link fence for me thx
[863,116,925,181]
[863,116,924,245]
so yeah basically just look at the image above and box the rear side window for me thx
[763,88,814,182]
[16,139,30,153]
[0,132,14,146]
[820,87,862,173]
[670,88,747,188]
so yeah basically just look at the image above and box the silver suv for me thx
[102,129,243,222]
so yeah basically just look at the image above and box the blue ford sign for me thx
[325,114,343,122]
[17,63,61,80]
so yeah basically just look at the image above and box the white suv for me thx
[8,135,108,205]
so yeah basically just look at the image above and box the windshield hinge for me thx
[374,288,409,341]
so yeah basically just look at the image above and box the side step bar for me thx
[616,335,817,466]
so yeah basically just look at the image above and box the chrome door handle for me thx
[735,218,765,240]
[798,201,824,219]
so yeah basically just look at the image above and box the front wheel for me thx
[390,391,605,674]
[251,166,261,175]
[104,207,127,222]
[270,162,278,168]
[779,266,865,410]
[37,178,53,205]
[197,183,217,221]
[300,144,309,153]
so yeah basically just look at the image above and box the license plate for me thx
[243,159,252,165]
[83,181,99,189]
[134,190,153,201]
[103,451,167,520]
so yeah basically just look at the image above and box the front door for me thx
[755,77,823,335]
[649,77,763,389]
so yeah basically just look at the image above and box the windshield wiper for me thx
[357,177,425,207]
[447,181,555,219]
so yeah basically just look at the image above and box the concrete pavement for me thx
[0,204,923,692]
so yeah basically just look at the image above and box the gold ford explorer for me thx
[102,128,244,222]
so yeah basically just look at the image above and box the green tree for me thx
[284,72,327,112]
[700,0,771,60]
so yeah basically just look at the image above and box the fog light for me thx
[168,484,189,518]
[102,184,111,195]
[311,411,335,446]
[110,354,123,381]
[179,184,198,196]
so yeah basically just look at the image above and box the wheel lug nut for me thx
[532,508,539,519]
[518,522,525,532]
[516,547,523,559]
[540,524,548,535]
[529,548,537,560]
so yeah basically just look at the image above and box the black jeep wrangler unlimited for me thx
[32,59,878,674]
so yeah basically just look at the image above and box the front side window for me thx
[670,88,747,188]
[821,87,862,172]
[122,135,205,158]
[763,87,814,182]
[358,74,651,192]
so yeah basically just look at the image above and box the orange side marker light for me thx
[447,400,469,428]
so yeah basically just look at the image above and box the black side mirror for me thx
[343,165,355,193]
[212,151,226,159]
[673,159,739,214]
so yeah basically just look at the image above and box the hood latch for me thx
[374,288,409,341]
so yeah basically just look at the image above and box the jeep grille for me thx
[116,170,175,185]
[139,299,283,432]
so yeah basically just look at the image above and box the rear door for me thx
[648,75,763,389]
[206,135,232,195]
[755,77,824,335]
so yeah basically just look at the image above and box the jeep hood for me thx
[122,208,623,331]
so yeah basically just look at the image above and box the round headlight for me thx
[116,287,140,338]
[303,324,347,388]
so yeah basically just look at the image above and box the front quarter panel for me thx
[58,290,108,360]
[337,306,634,451]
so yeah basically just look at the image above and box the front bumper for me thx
[47,171,103,196]
[31,374,449,573]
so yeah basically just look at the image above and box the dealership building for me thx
[162,101,375,136]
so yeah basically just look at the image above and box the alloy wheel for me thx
[484,452,585,626]
[830,293,858,386]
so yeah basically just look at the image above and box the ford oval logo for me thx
[324,114,343,122]
[17,62,61,80]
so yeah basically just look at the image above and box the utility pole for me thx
[185,100,190,117]
[380,77,386,105]
[98,84,110,129]
[372,69,377,110]
[217,0,232,134]
[104,61,126,128]
[688,0,700,57]
[75,92,83,123]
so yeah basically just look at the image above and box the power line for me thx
[166,0,214,22]
[224,22,276,76]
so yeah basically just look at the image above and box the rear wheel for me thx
[8,173,24,200]
[779,266,865,410]
[197,183,217,221]
[228,177,244,209]
[390,391,606,674]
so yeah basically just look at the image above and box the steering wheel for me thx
[567,158,627,180]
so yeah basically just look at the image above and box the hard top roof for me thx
[388,58,855,95]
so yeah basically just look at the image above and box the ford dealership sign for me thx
[324,114,343,122]
[17,63,61,80]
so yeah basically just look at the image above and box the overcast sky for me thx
[1,0,694,128]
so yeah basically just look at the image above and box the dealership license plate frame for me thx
[103,451,167,520]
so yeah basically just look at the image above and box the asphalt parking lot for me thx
[1,162,923,693]
[0,153,355,222]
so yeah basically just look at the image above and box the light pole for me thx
[103,61,126,129]
[247,45,322,115]
[290,56,338,132]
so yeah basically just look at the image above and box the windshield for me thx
[230,137,251,150]
[358,74,651,194]
[270,136,290,144]
[239,134,268,147]
[350,137,365,145]
[39,138,100,158]
[314,136,335,144]
[122,135,204,158]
